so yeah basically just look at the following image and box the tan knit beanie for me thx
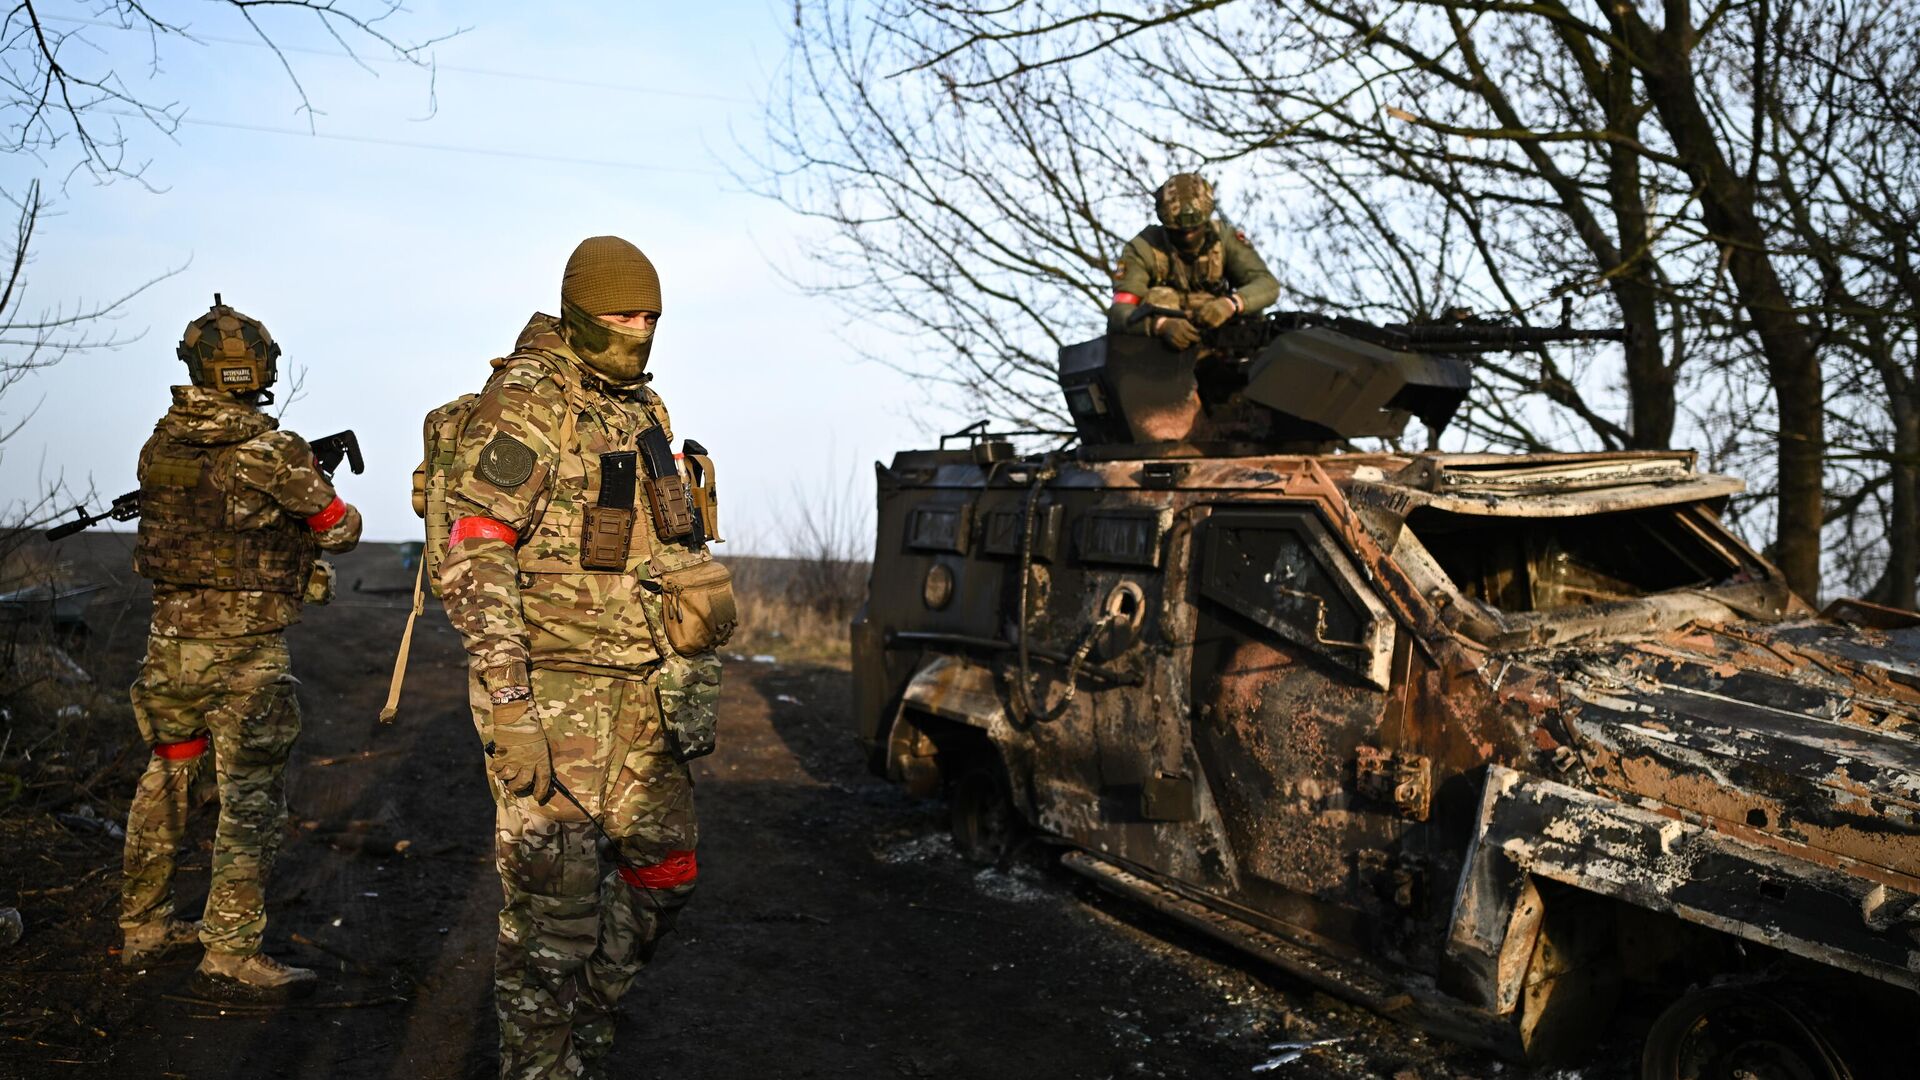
[561,236,661,316]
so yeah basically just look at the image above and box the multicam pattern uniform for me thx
[120,386,362,955]
[439,314,721,1080]
[1105,221,1281,335]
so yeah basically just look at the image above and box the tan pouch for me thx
[303,559,337,605]
[580,505,635,571]
[655,559,737,655]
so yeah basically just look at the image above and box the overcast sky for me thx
[0,1,957,552]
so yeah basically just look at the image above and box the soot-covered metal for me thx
[852,319,1920,1076]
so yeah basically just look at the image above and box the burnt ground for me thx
[0,538,1638,1079]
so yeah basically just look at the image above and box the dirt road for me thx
[1,539,1631,1078]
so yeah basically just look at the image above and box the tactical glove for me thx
[1194,295,1239,329]
[487,700,554,804]
[1156,316,1202,351]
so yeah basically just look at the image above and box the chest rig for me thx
[132,434,314,593]
[510,349,710,576]
[1144,225,1229,305]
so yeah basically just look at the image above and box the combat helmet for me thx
[177,294,280,395]
[1155,173,1215,230]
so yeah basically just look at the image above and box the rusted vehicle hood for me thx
[1553,619,1920,883]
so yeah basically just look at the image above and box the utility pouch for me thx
[655,559,737,655]
[304,559,337,605]
[638,425,695,541]
[682,438,721,546]
[581,451,637,572]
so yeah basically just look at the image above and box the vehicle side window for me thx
[1199,506,1394,689]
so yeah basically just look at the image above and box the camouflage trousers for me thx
[472,665,698,1080]
[120,632,300,956]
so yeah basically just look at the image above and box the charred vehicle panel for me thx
[852,313,1920,1075]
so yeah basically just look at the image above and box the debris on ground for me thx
[1252,1038,1347,1071]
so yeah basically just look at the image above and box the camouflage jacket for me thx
[141,386,362,639]
[440,314,717,699]
[1106,221,1280,335]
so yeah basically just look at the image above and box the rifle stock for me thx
[310,430,364,478]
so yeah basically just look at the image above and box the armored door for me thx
[1187,504,1411,928]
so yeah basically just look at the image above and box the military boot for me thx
[120,917,201,968]
[191,951,318,1001]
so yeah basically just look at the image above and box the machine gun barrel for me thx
[1385,321,1631,352]
[1249,311,1631,356]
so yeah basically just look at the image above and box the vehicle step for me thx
[1060,851,1516,1056]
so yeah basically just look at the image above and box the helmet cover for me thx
[1155,173,1216,230]
[177,294,280,393]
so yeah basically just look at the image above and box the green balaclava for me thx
[559,235,661,384]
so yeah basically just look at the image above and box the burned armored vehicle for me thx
[851,312,1920,1077]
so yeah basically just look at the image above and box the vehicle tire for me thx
[949,764,1018,864]
[1640,987,1853,1080]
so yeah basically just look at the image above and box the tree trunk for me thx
[1603,79,1673,449]
[1873,394,1920,610]
[1622,2,1825,598]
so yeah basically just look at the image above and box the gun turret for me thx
[1059,309,1630,451]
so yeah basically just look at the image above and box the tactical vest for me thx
[501,353,732,660]
[415,347,723,586]
[132,435,315,594]
[1143,224,1229,302]
[515,349,686,574]
[388,346,733,719]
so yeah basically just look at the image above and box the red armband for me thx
[306,496,348,531]
[153,734,210,760]
[450,516,517,546]
[1113,291,1142,306]
[618,849,698,890]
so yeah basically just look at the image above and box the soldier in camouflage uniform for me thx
[439,236,725,1080]
[118,297,362,1000]
[1107,173,1281,350]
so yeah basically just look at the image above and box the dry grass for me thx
[727,555,866,666]
[722,460,871,668]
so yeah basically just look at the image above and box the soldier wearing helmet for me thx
[117,295,362,999]
[1107,173,1280,351]
[436,236,727,1078]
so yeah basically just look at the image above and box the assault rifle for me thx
[44,429,364,542]
[44,491,142,542]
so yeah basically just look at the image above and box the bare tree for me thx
[1746,0,1920,606]
[0,1,452,525]
[762,0,1919,603]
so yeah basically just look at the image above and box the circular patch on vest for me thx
[476,434,536,489]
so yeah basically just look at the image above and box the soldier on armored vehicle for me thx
[1107,172,1279,352]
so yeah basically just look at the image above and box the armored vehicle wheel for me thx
[949,764,1018,864]
[1640,988,1852,1080]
